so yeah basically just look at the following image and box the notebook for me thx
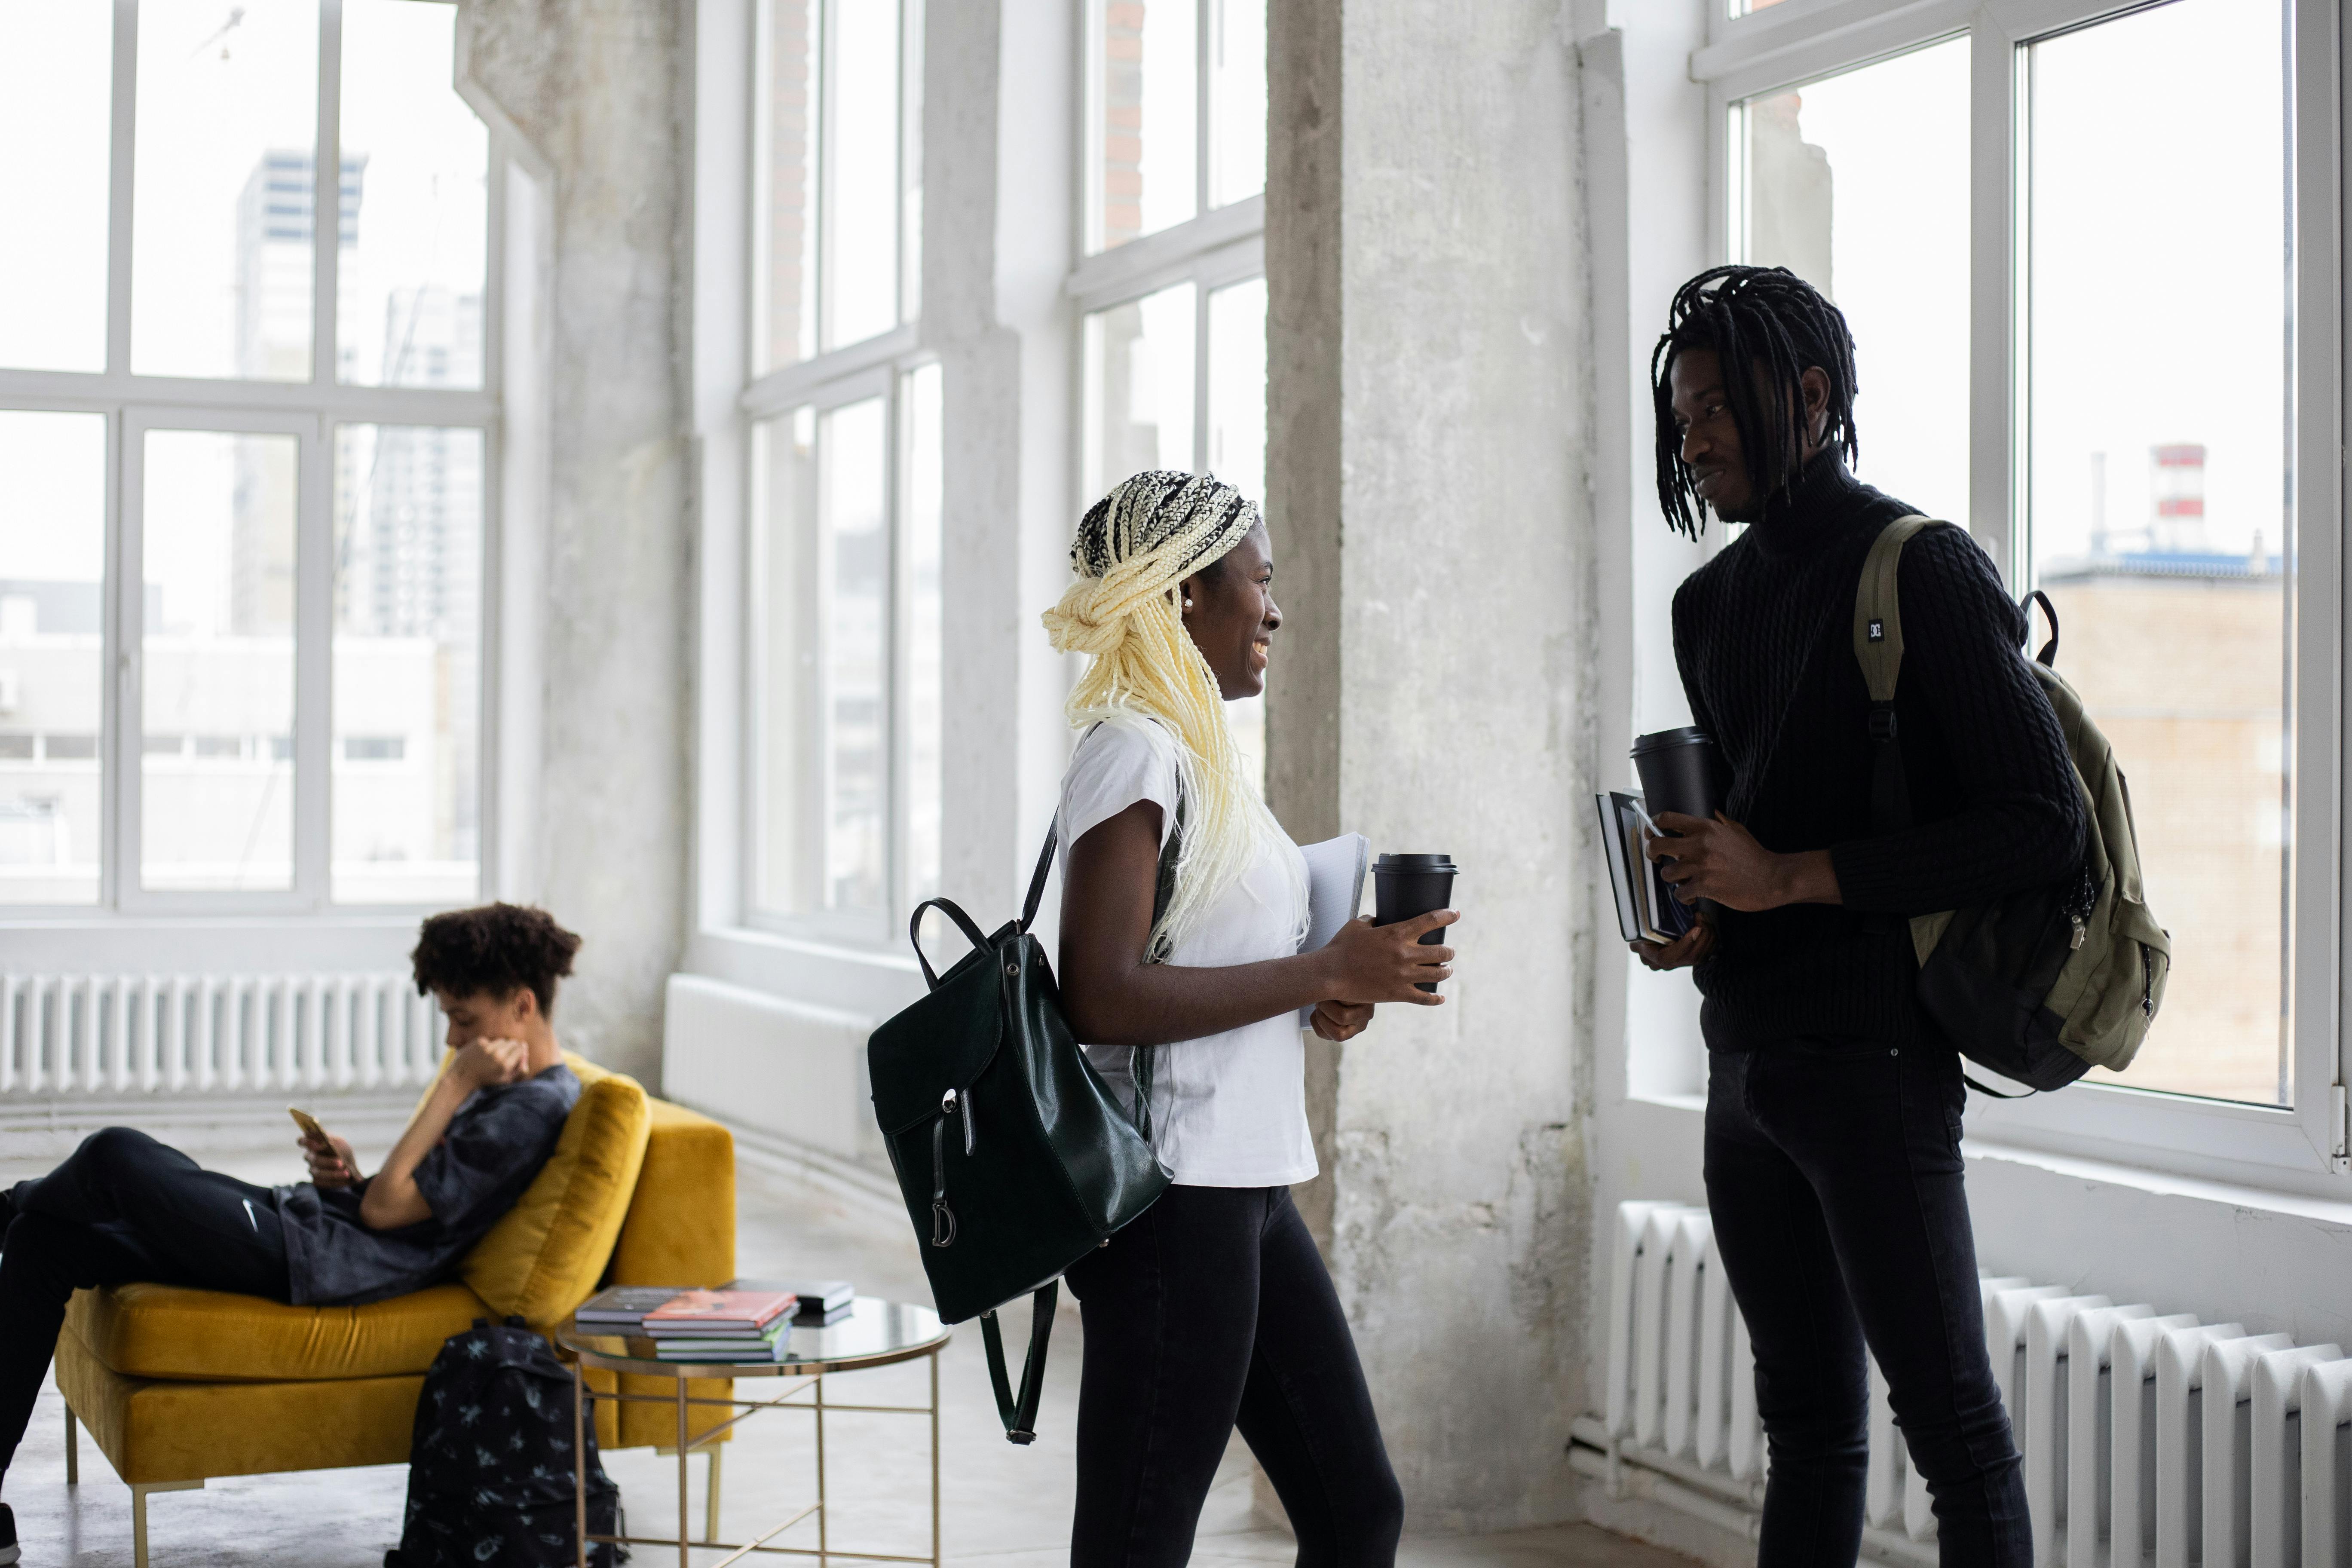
[641,1288,797,1333]
[1595,792,1695,946]
[1295,833,1370,1026]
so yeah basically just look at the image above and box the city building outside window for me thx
[0,0,503,916]
[742,0,941,943]
[1692,0,2343,1184]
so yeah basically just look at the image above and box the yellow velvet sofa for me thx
[52,1053,737,1566]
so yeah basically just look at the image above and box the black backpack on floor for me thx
[385,1316,626,1568]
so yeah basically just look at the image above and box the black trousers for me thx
[1704,1041,2030,1567]
[1063,1184,1403,1567]
[0,1127,290,1484]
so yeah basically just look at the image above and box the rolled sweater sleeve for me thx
[1828,527,2086,914]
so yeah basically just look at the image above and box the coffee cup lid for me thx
[1374,853,1458,873]
[1630,725,1713,757]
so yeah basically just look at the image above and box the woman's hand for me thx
[1310,1000,1374,1042]
[1631,912,1715,971]
[1316,911,1458,1006]
[1644,812,1841,912]
[301,1132,360,1188]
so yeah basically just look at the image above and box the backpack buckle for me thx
[1868,704,1899,743]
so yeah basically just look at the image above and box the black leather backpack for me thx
[867,821,1173,1442]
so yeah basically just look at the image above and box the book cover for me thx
[1295,833,1370,1026]
[575,1285,686,1324]
[729,1277,854,1316]
[1611,792,1693,945]
[642,1288,796,1330]
[1595,793,1640,943]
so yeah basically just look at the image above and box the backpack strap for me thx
[1853,515,1944,833]
[979,1284,1057,1444]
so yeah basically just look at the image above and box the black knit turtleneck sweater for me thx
[1669,451,2087,1049]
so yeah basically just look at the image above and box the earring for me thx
[1182,597,1193,610]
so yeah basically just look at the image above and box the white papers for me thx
[1296,833,1369,1026]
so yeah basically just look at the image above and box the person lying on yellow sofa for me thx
[0,903,590,1565]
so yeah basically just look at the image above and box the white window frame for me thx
[1679,0,2347,1193]
[734,0,934,950]
[1069,0,1269,499]
[0,0,511,927]
[739,356,939,947]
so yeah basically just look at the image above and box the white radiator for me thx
[0,972,440,1098]
[1586,1199,2352,1568]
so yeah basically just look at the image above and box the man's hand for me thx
[301,1132,360,1188]
[1309,1000,1374,1042]
[1643,812,1841,912]
[449,1036,530,1092]
[1632,913,1716,972]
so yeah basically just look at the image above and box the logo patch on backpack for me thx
[1867,619,1885,642]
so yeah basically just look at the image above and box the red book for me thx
[641,1289,797,1333]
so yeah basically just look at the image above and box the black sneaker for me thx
[0,1498,20,1565]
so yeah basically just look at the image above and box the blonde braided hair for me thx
[1042,471,1305,959]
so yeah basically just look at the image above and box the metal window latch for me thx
[2331,1082,2348,1167]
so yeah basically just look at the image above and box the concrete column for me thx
[1268,0,1597,1529]
[459,0,691,1083]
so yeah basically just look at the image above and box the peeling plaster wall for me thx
[460,0,690,1082]
[1271,0,1596,1530]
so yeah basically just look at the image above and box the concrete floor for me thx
[0,1137,1690,1567]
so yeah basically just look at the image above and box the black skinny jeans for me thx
[1063,1184,1403,1567]
[0,1127,290,1484]
[1704,1041,2030,1568]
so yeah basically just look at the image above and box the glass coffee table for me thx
[557,1297,952,1568]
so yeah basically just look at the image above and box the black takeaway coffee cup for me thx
[1372,853,1458,993]
[1630,727,1725,827]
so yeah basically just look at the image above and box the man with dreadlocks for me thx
[1634,266,2082,1566]
[1042,470,1450,1566]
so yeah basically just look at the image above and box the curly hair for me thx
[410,903,583,1015]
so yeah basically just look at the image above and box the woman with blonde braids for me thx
[1046,470,1452,1566]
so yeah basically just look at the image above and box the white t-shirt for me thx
[1055,714,1316,1188]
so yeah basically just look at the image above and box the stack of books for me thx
[1595,791,1697,945]
[643,1288,800,1362]
[573,1286,686,1332]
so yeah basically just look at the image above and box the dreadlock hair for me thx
[1650,265,1860,539]
[1041,471,1307,962]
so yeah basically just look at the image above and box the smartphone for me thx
[288,1106,331,1145]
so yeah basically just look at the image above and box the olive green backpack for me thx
[1856,516,2171,1092]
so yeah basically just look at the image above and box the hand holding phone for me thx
[291,1107,359,1188]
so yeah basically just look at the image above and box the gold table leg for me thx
[930,1353,941,1568]
[706,1444,723,1543]
[574,1361,588,1568]
[815,1372,828,1567]
[677,1378,692,1568]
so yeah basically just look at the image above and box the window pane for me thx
[756,0,820,371]
[751,400,891,920]
[753,410,817,913]
[2025,0,2290,1106]
[903,365,943,908]
[1084,281,1197,500]
[332,424,483,904]
[141,429,299,891]
[339,0,487,389]
[1739,38,1970,522]
[1206,0,1265,210]
[0,413,107,904]
[0,6,111,372]
[821,399,889,913]
[826,0,903,349]
[1094,0,1198,251]
[132,0,323,382]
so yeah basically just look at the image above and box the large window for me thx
[1694,0,2340,1181]
[743,0,939,943]
[1073,0,1271,787]
[0,0,498,916]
